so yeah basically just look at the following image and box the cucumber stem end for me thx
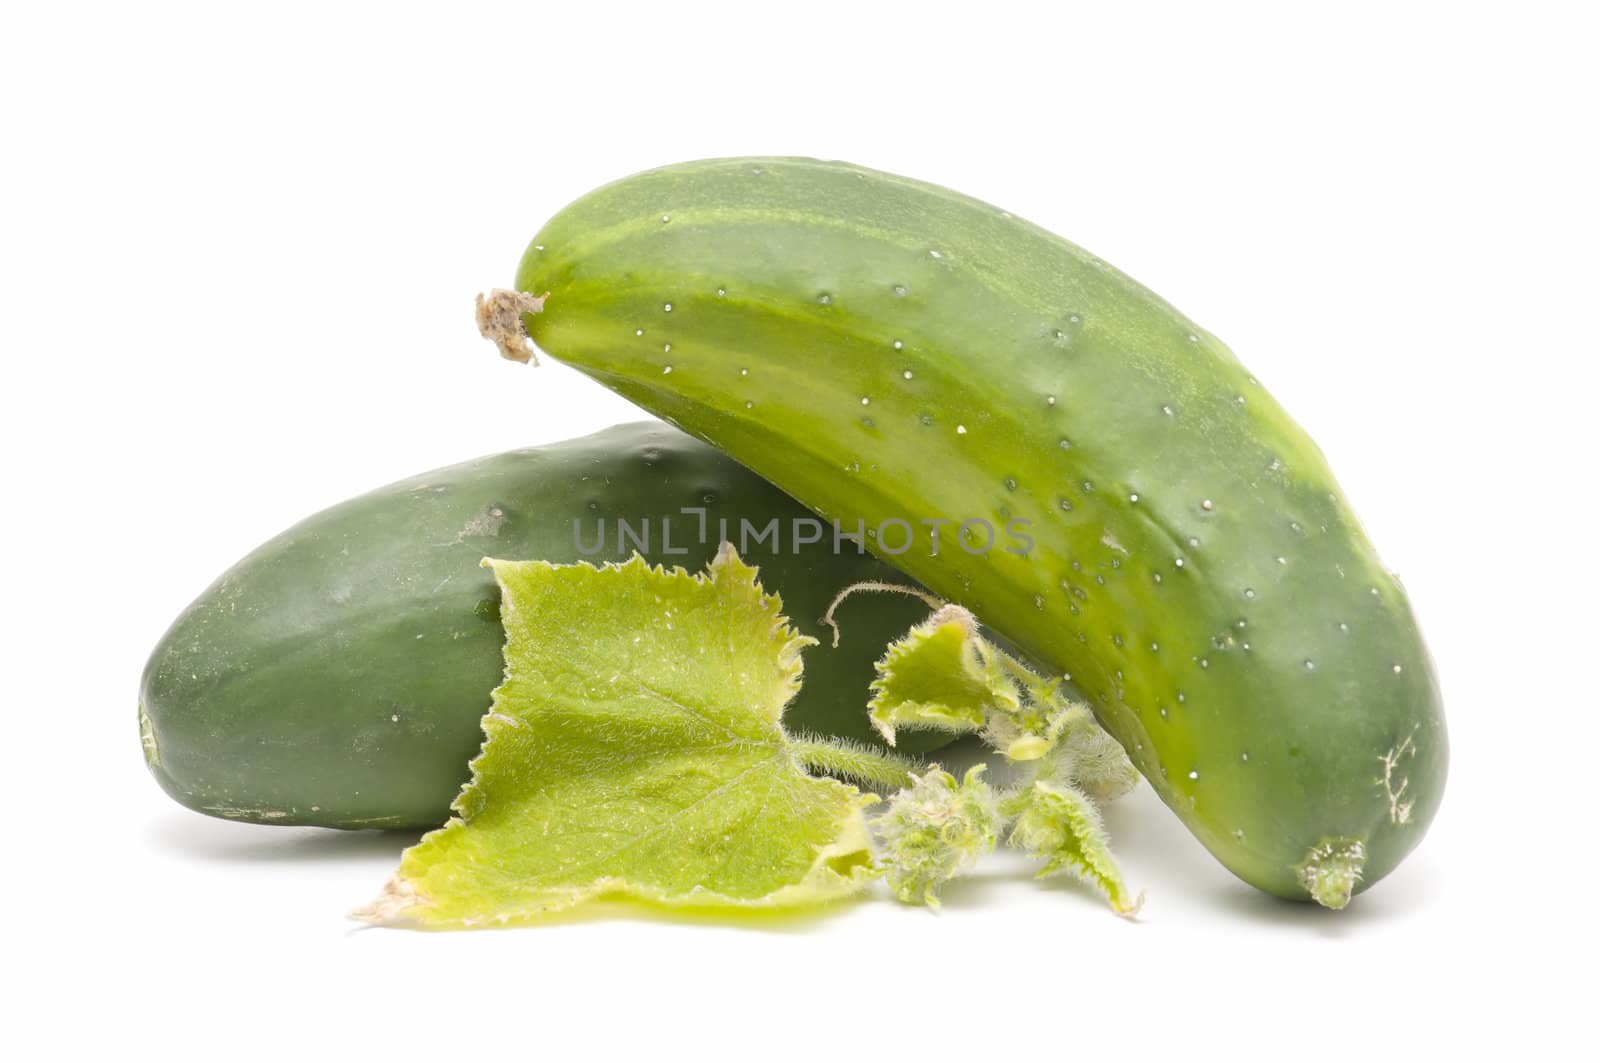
[476,288,548,365]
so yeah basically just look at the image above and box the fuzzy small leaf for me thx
[868,605,1018,745]
[1049,706,1140,802]
[1007,781,1141,916]
[874,765,1001,908]
[355,547,875,928]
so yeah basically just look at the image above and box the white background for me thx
[4,1,1594,1058]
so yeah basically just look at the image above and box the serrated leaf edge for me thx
[353,547,870,928]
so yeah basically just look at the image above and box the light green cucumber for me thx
[489,157,1447,907]
[140,422,943,830]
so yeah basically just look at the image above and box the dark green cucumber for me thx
[140,421,941,830]
[498,157,1447,906]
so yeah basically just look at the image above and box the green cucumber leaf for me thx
[867,605,1019,745]
[1005,781,1141,916]
[354,546,876,928]
[869,602,1138,791]
[863,597,1143,913]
